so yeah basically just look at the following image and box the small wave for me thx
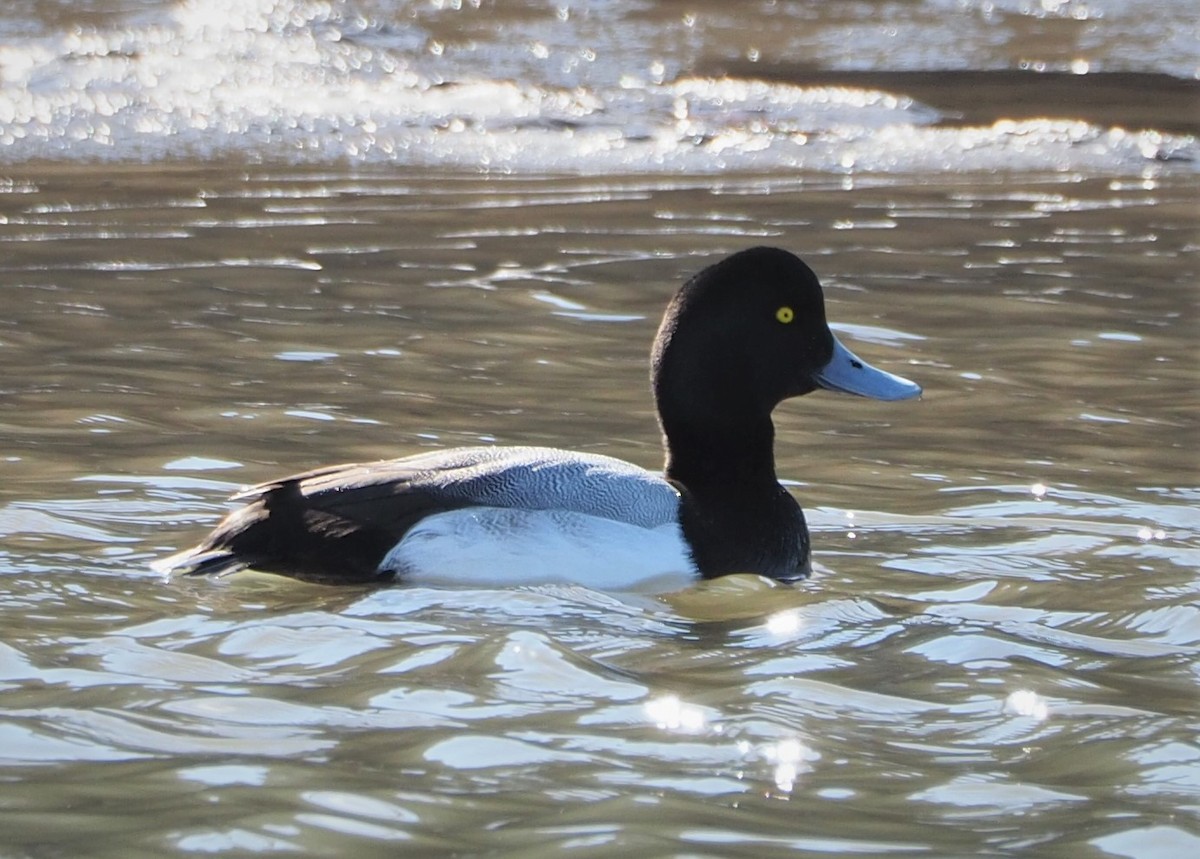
[0,0,1192,172]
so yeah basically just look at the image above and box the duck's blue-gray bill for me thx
[815,336,922,401]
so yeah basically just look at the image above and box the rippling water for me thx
[1,0,1196,169]
[2,1,1199,856]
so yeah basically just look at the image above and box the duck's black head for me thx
[651,247,920,476]
[653,247,835,415]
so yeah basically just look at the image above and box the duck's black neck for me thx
[659,405,809,582]
[652,321,782,494]
[660,411,779,493]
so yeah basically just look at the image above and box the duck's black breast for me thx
[673,479,811,581]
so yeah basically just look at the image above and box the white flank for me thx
[380,507,697,592]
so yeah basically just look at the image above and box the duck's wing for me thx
[155,446,679,584]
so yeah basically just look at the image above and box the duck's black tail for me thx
[151,545,248,578]
[152,483,403,585]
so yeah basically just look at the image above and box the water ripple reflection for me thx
[1,163,1196,853]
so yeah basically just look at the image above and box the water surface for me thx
[1,1,1198,857]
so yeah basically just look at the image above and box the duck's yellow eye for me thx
[775,305,795,324]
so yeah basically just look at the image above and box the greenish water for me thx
[1,0,1198,856]
[2,166,1196,858]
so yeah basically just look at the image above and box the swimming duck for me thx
[156,247,920,589]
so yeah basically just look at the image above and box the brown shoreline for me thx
[704,66,1200,137]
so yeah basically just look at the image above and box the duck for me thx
[155,246,921,590]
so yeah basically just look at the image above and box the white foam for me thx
[0,0,1193,172]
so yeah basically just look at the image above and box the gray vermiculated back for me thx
[378,446,680,529]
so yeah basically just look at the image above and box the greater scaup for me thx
[156,247,920,589]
